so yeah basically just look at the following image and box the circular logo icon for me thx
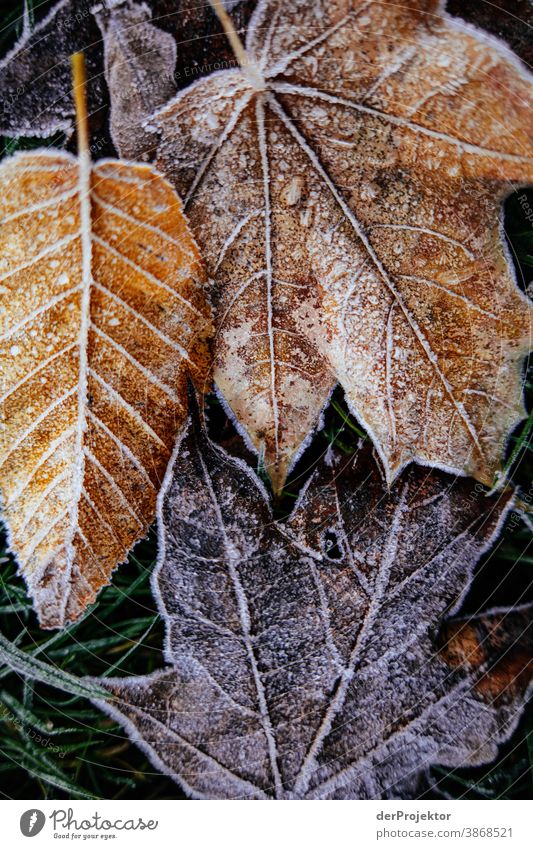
[20,810,46,837]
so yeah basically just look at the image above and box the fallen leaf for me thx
[93,0,177,161]
[148,0,533,492]
[440,606,533,706]
[93,407,531,799]
[0,57,212,628]
[0,0,106,140]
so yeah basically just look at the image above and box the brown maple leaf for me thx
[146,0,533,492]
[0,55,212,628]
[92,405,531,799]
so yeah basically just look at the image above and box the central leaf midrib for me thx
[196,445,284,798]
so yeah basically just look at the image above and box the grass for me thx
[0,0,532,801]
[0,532,183,799]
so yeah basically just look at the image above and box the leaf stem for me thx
[71,52,89,156]
[208,0,265,90]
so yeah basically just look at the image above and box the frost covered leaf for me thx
[93,409,531,799]
[439,605,533,707]
[0,0,106,139]
[93,0,177,161]
[0,143,211,628]
[148,0,533,492]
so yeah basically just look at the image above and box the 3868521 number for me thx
[461,828,512,838]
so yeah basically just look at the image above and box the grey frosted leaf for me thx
[92,411,532,799]
[98,0,256,156]
[0,0,106,139]
[93,0,177,160]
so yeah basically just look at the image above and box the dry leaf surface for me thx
[94,410,531,799]
[149,0,533,491]
[0,150,211,627]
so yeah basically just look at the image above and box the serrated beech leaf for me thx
[93,409,531,799]
[148,0,533,492]
[0,148,211,628]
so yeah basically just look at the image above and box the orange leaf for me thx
[0,145,212,628]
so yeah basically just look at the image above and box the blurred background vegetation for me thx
[0,0,531,800]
